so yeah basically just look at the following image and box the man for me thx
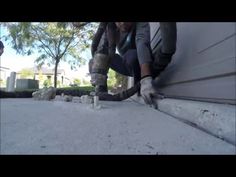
[0,40,4,56]
[90,22,176,107]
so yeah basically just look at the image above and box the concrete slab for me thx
[130,95,236,145]
[156,98,236,145]
[0,98,235,154]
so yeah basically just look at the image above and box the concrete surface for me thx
[156,98,236,145]
[0,98,235,154]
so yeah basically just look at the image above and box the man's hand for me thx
[140,76,157,108]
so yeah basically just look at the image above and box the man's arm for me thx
[135,22,153,78]
[135,23,157,107]
[106,23,117,57]
[91,22,108,57]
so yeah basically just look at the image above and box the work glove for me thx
[140,76,157,108]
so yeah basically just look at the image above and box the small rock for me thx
[54,95,63,101]
[81,95,93,104]
[64,95,73,102]
[72,96,81,103]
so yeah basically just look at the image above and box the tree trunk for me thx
[54,58,60,88]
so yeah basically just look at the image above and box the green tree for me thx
[57,80,61,88]
[115,72,128,89]
[3,22,97,88]
[82,79,90,86]
[38,69,44,86]
[107,69,116,87]
[19,68,34,79]
[43,78,52,87]
[0,79,6,87]
[73,78,81,86]
[106,69,128,89]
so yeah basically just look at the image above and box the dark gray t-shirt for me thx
[133,22,152,64]
[99,22,152,65]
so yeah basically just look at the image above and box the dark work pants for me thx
[89,49,157,85]
[110,49,141,84]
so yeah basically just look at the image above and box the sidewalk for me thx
[0,98,235,154]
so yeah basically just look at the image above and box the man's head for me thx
[115,22,134,32]
[0,41,4,56]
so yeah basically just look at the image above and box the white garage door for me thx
[150,22,236,105]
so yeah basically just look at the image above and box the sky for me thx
[0,24,92,81]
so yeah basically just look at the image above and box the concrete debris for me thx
[80,95,93,104]
[54,94,93,104]
[92,95,101,109]
[53,93,101,109]
[54,95,79,103]
[72,96,81,103]
[54,95,63,101]
[32,87,56,101]
[94,96,99,106]
[63,95,73,102]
